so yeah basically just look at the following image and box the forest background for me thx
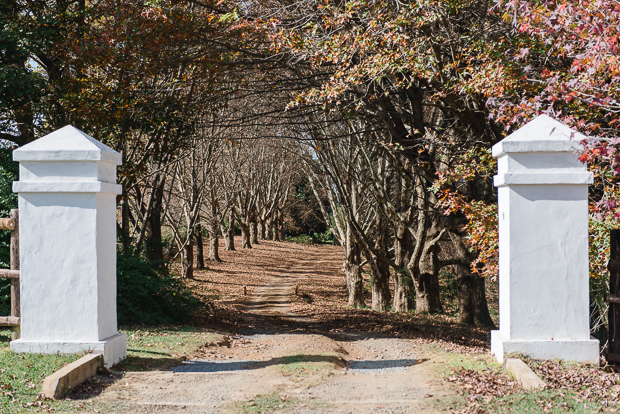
[0,0,619,345]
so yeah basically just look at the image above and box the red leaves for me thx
[490,0,620,135]
[578,152,589,163]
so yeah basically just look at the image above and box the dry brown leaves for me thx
[173,238,620,413]
[450,367,519,396]
[532,359,620,406]
[181,237,315,324]
[450,358,620,413]
[182,238,492,354]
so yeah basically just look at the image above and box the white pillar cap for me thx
[492,115,593,187]
[492,115,586,157]
[13,125,122,164]
[12,126,122,194]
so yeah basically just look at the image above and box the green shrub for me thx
[0,280,8,315]
[117,246,204,325]
[0,145,18,316]
[286,234,314,245]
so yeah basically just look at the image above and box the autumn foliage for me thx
[2,0,620,331]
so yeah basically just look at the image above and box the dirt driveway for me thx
[89,242,457,413]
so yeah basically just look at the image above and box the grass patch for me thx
[428,344,608,413]
[298,293,313,304]
[269,353,341,387]
[434,388,602,413]
[483,389,602,413]
[430,343,500,374]
[0,325,219,413]
[115,325,220,371]
[232,392,301,414]
[0,328,87,413]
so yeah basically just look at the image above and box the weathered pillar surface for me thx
[490,115,599,364]
[10,125,127,367]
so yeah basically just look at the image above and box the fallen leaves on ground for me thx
[185,237,492,353]
[532,359,620,408]
[451,357,620,413]
[181,238,620,413]
[182,238,313,325]
[450,367,519,398]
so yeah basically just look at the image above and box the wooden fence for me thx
[0,209,19,340]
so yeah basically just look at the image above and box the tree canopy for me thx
[2,0,618,328]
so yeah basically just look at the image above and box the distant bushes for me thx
[117,246,204,325]
[285,234,315,245]
[286,231,335,245]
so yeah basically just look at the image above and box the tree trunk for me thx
[455,265,476,325]
[272,214,280,241]
[393,223,414,312]
[250,220,259,245]
[370,215,391,312]
[279,216,285,240]
[266,218,273,240]
[195,223,205,269]
[407,215,443,315]
[474,275,495,328]
[14,101,36,145]
[145,174,165,266]
[240,222,252,249]
[370,257,391,312]
[345,260,364,308]
[412,246,443,314]
[221,223,231,250]
[120,199,130,252]
[259,219,266,239]
[344,226,364,308]
[209,220,222,262]
[225,209,236,251]
[393,270,414,313]
[183,238,194,279]
[452,232,496,328]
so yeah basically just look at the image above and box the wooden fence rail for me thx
[0,209,19,340]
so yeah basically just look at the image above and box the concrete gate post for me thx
[490,115,599,364]
[10,125,127,367]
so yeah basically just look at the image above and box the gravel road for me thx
[91,246,453,414]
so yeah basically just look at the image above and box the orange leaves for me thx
[435,148,499,278]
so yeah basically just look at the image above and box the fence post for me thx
[490,115,599,364]
[606,230,620,362]
[9,126,126,367]
[10,209,19,341]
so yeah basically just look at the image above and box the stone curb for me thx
[504,358,545,390]
[41,353,102,399]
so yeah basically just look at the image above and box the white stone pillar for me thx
[10,126,127,367]
[490,115,599,364]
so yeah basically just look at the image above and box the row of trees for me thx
[251,0,620,327]
[152,135,298,279]
[1,0,303,280]
[253,0,509,326]
[3,0,619,328]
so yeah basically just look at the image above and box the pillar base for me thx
[491,330,599,364]
[10,333,127,368]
